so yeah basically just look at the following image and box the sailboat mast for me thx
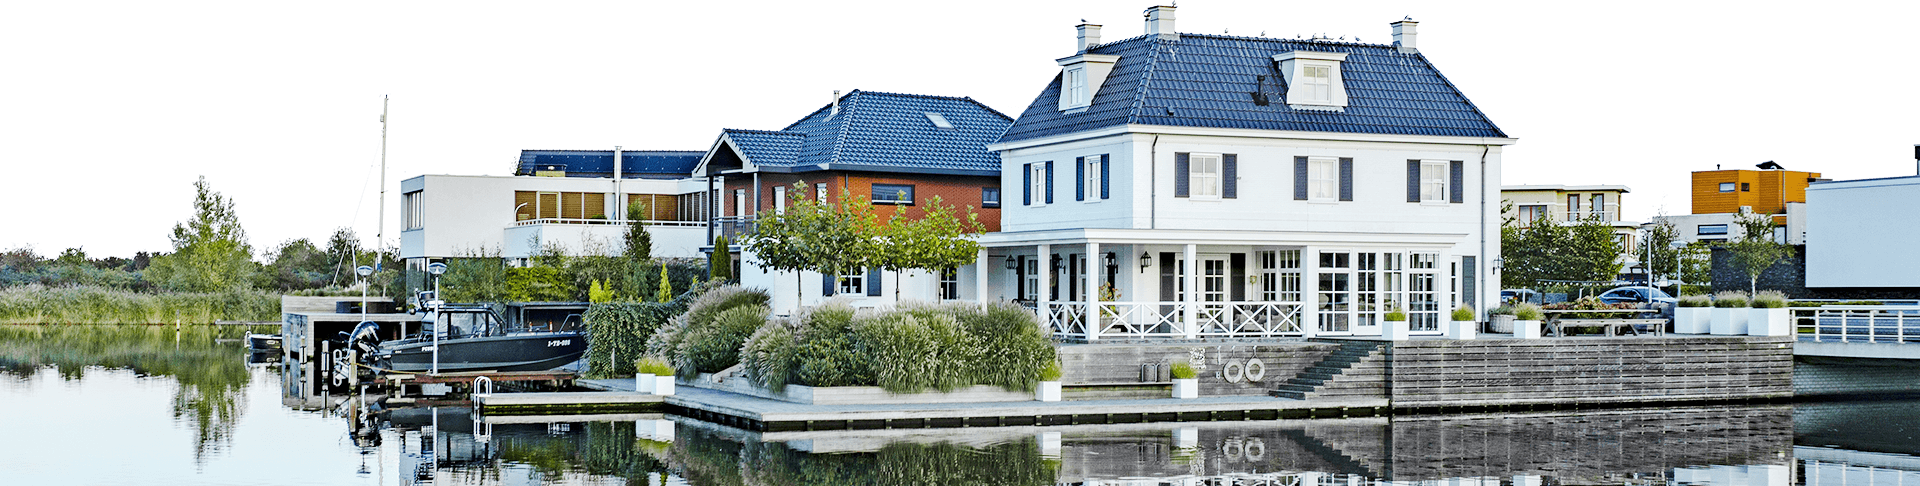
[377,95,388,262]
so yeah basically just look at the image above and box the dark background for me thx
[7,3,1912,257]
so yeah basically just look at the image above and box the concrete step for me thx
[1270,389,1312,400]
[1273,383,1318,393]
[1287,377,1328,386]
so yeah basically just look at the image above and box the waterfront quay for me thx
[483,334,1795,431]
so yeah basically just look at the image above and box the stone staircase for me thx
[1271,341,1389,400]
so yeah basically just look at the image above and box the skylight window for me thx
[924,112,954,129]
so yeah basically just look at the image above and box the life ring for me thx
[1223,361,1245,383]
[1222,439,1243,460]
[1244,359,1266,383]
[1244,438,1265,461]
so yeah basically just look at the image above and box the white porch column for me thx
[1087,242,1101,341]
[1182,243,1198,339]
[1037,244,1051,328]
[975,248,989,308]
[1302,246,1318,338]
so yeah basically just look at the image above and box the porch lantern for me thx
[1050,255,1063,271]
[1004,255,1018,270]
[1104,252,1117,273]
[1139,252,1153,273]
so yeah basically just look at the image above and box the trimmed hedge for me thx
[583,301,685,378]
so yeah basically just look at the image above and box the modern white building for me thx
[398,150,712,271]
[974,8,1514,339]
[1805,173,1920,291]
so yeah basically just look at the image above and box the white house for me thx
[975,7,1514,339]
[1805,172,1920,292]
[398,149,712,273]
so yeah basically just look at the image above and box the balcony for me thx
[713,215,757,243]
[502,219,708,258]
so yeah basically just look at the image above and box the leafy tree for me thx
[588,280,614,303]
[264,238,330,291]
[1500,212,1622,289]
[746,183,881,303]
[1725,212,1792,293]
[624,202,652,259]
[656,265,673,303]
[875,196,984,299]
[711,235,732,282]
[146,176,258,292]
[440,250,509,303]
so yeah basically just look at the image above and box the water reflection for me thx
[0,324,265,466]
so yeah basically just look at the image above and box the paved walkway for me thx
[580,378,1387,424]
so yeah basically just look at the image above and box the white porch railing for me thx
[1797,305,1920,344]
[511,218,705,227]
[1043,301,1304,340]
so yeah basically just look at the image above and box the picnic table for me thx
[1543,308,1667,337]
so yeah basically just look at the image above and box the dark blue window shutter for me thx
[1100,154,1110,199]
[1075,157,1085,201]
[1294,157,1308,200]
[1339,157,1354,201]
[866,267,882,296]
[822,271,835,296]
[1045,161,1054,204]
[1450,160,1465,203]
[1022,163,1031,205]
[1223,154,1238,199]
[1174,153,1190,197]
[1407,160,1421,203]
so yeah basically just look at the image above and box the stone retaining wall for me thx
[1384,336,1794,408]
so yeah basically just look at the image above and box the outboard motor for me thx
[346,321,383,355]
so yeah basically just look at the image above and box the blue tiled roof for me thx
[998,33,1507,144]
[516,150,703,179]
[714,90,1013,177]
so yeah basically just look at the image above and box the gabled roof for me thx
[516,150,703,179]
[704,90,1013,177]
[998,33,1507,144]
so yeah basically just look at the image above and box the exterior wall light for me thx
[1004,255,1018,270]
[1139,251,1153,273]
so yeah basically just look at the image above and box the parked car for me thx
[1501,288,1541,305]
[1597,286,1676,305]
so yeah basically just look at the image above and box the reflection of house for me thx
[398,149,711,272]
[702,90,1012,312]
[976,7,1513,339]
[1655,168,1821,245]
[1500,185,1643,274]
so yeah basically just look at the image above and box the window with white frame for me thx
[1260,250,1303,302]
[872,184,914,205]
[733,189,747,216]
[1023,258,1040,301]
[1409,253,1440,332]
[1420,161,1447,202]
[1300,65,1333,104]
[1309,157,1338,201]
[838,270,865,295]
[1084,157,1103,202]
[1066,68,1088,107]
[1190,153,1222,199]
[1719,182,1735,193]
[1317,251,1351,333]
[816,182,828,203]
[772,186,786,214]
[1029,163,1048,206]
[939,268,959,300]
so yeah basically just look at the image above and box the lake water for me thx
[2,325,1916,485]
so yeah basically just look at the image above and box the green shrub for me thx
[1451,306,1475,322]
[1513,303,1544,321]
[1487,305,1515,316]
[584,301,685,377]
[1750,290,1788,308]
[633,357,674,376]
[1383,304,1406,322]
[1712,291,1749,308]
[1039,361,1062,382]
[1677,294,1712,308]
[791,302,870,387]
[739,320,799,391]
[1841,300,1885,306]
[506,266,571,302]
[956,302,1054,391]
[734,299,1056,394]
[675,304,769,377]
[854,313,944,393]
[1170,362,1196,380]
[0,285,279,324]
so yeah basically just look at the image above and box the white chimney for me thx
[1391,19,1418,53]
[1077,22,1102,52]
[1144,5,1177,40]
[830,90,840,118]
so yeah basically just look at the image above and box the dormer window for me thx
[1066,68,1089,107]
[1272,51,1350,111]
[1056,53,1118,112]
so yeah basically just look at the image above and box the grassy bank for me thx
[0,285,280,324]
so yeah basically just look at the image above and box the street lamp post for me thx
[425,262,448,374]
[1668,240,1688,299]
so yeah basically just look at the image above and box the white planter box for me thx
[685,373,1033,405]
[1749,308,1791,336]
[1382,320,1411,341]
[1172,378,1198,399]
[1711,307,1749,335]
[1514,320,1542,339]
[1448,320,1477,340]
[1674,307,1710,334]
[1035,381,1061,402]
[651,375,676,396]
[636,373,655,394]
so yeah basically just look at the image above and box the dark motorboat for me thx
[247,333,283,351]
[347,300,587,374]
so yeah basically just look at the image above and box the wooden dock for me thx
[372,370,577,386]
[474,391,664,415]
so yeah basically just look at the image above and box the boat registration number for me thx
[548,340,572,347]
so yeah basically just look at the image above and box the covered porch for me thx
[974,228,1477,341]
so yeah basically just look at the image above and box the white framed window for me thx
[403,191,423,230]
[1023,258,1040,301]
[1300,65,1333,104]
[1190,153,1222,199]
[815,182,828,203]
[1409,252,1440,333]
[1066,68,1088,107]
[733,189,747,217]
[872,184,914,205]
[1420,160,1447,202]
[772,186,786,214]
[838,270,865,295]
[1083,157,1103,202]
[1029,163,1048,207]
[1317,251,1352,333]
[1719,182,1736,193]
[939,268,959,300]
[982,187,1000,208]
[1309,157,1338,201]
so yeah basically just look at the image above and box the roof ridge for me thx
[1126,38,1169,125]
[1406,53,1508,138]
[1184,32,1393,48]
[826,90,860,166]
[722,128,801,136]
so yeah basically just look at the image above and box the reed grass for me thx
[0,285,280,324]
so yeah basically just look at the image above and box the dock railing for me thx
[1796,305,1920,343]
[1044,301,1304,340]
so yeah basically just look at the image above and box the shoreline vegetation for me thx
[0,285,280,325]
